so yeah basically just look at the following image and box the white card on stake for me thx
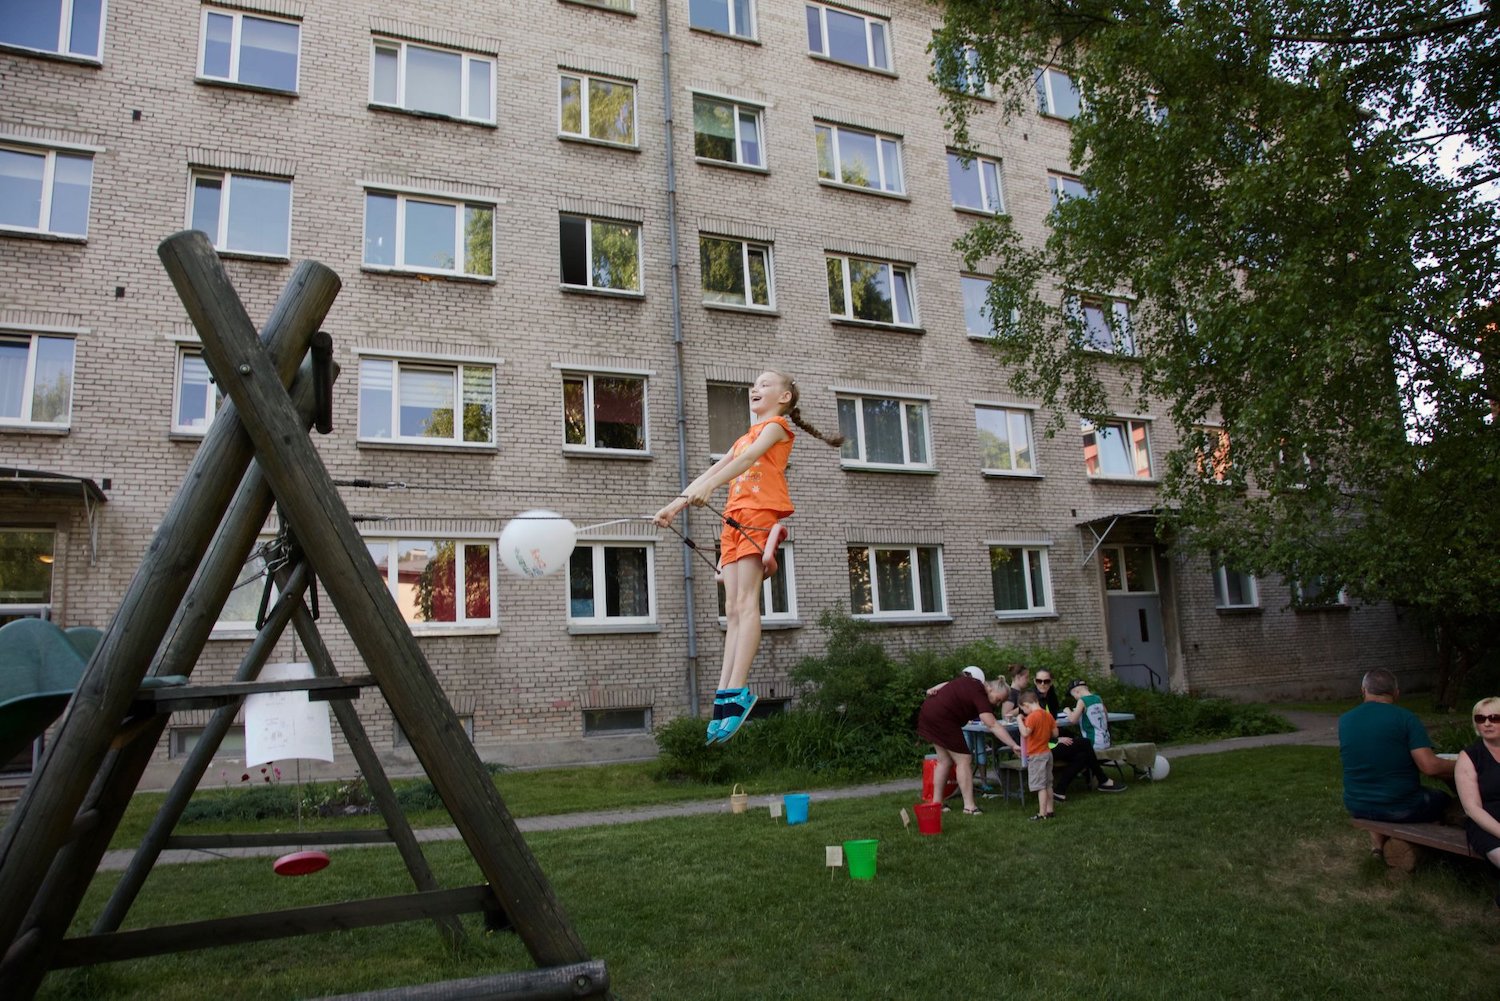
[826,845,843,868]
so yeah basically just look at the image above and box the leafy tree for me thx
[934,0,1500,706]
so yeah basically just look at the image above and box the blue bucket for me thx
[784,793,810,825]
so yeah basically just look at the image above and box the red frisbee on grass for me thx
[273,850,330,876]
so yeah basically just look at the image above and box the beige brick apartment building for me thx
[1,0,1432,782]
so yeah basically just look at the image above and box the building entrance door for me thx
[1100,545,1167,690]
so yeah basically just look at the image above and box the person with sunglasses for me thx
[1455,697,1500,897]
[1338,669,1456,857]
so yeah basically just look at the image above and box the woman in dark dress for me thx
[917,673,1018,815]
[1456,696,1500,903]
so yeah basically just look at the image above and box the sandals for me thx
[1028,813,1053,821]
[962,807,984,816]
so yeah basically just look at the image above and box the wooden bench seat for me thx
[1350,818,1480,872]
[1096,742,1158,781]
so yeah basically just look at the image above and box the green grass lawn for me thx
[42,746,1500,1000]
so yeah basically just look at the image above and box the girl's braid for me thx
[772,370,845,447]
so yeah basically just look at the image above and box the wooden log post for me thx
[0,255,339,986]
[158,236,592,966]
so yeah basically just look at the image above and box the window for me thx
[1213,563,1258,608]
[1082,419,1153,479]
[1068,295,1135,355]
[1101,546,1157,593]
[837,394,932,469]
[1294,576,1347,608]
[0,0,103,60]
[368,538,496,627]
[0,529,56,625]
[848,545,945,618]
[200,8,300,92]
[707,382,750,455]
[692,95,763,167]
[358,357,495,446]
[190,171,291,257]
[568,543,654,624]
[991,546,1051,616]
[216,539,273,630]
[170,725,245,760]
[1036,67,1081,119]
[1196,426,1232,482]
[717,543,797,623]
[961,274,997,338]
[936,43,989,98]
[1,332,74,428]
[691,0,755,38]
[816,123,903,193]
[700,236,772,308]
[559,72,636,145]
[826,254,915,326]
[584,708,651,734]
[563,371,646,452]
[0,146,92,237]
[173,347,221,434]
[974,406,1034,473]
[947,152,1003,213]
[1048,172,1090,207]
[364,192,494,278]
[372,38,494,123]
[805,3,889,71]
[559,214,642,292]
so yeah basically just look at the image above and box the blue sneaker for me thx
[714,688,758,744]
[705,691,731,745]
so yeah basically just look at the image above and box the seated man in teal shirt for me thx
[1339,669,1456,854]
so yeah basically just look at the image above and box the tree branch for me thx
[1268,10,1489,46]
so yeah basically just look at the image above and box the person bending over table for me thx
[1338,669,1455,856]
[917,673,1018,816]
[1456,696,1500,903]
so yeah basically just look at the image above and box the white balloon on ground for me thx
[499,510,577,578]
[1149,754,1170,781]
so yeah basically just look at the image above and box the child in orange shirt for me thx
[1016,688,1059,820]
[654,370,843,744]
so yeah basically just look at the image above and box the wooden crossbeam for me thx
[129,674,377,713]
[316,962,610,1001]
[164,830,396,849]
[52,885,495,968]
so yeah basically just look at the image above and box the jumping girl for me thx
[654,370,843,744]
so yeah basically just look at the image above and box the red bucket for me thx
[914,801,943,836]
[921,756,958,803]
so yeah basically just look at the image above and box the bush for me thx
[180,783,301,824]
[1069,672,1294,744]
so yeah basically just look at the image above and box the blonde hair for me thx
[1474,696,1500,734]
[767,370,845,447]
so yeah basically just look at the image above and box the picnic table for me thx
[961,713,1144,801]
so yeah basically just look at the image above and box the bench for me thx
[1350,818,1480,872]
[1096,742,1158,782]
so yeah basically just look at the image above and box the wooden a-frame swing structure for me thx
[0,231,608,1000]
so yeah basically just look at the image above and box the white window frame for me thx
[0,145,93,238]
[836,393,934,471]
[367,536,499,630]
[1068,294,1136,355]
[0,331,75,429]
[362,190,495,278]
[938,42,989,98]
[717,542,798,624]
[825,254,917,327]
[356,355,496,447]
[847,544,946,620]
[559,214,643,293]
[815,123,904,194]
[1036,66,1081,119]
[990,545,1053,617]
[1213,563,1259,609]
[690,0,757,39]
[189,170,292,258]
[947,151,1004,214]
[691,94,765,168]
[805,2,890,72]
[1101,545,1158,595]
[0,0,105,61]
[567,541,657,626]
[1293,576,1348,608]
[1083,418,1154,480]
[213,536,275,633]
[699,235,774,309]
[1048,172,1091,207]
[370,37,494,123]
[558,71,638,146]
[198,7,301,92]
[172,345,221,435]
[561,369,649,454]
[974,404,1036,475]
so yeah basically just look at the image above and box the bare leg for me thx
[953,752,977,812]
[929,746,955,807]
[720,557,765,690]
[1368,831,1388,853]
[1038,786,1054,817]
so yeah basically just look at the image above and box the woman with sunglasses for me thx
[1455,697,1500,898]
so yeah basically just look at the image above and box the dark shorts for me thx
[1469,819,1500,857]
[1347,787,1451,824]
[918,721,971,757]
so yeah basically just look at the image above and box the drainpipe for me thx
[658,3,699,718]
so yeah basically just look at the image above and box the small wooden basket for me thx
[729,783,749,814]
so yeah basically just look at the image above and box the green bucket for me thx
[843,839,878,881]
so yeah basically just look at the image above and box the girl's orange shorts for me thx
[719,507,782,567]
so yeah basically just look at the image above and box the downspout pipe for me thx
[658,2,699,718]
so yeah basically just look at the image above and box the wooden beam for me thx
[315,962,610,1001]
[129,673,376,713]
[52,886,495,968]
[164,830,396,850]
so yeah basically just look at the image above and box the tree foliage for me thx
[934,0,1500,703]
